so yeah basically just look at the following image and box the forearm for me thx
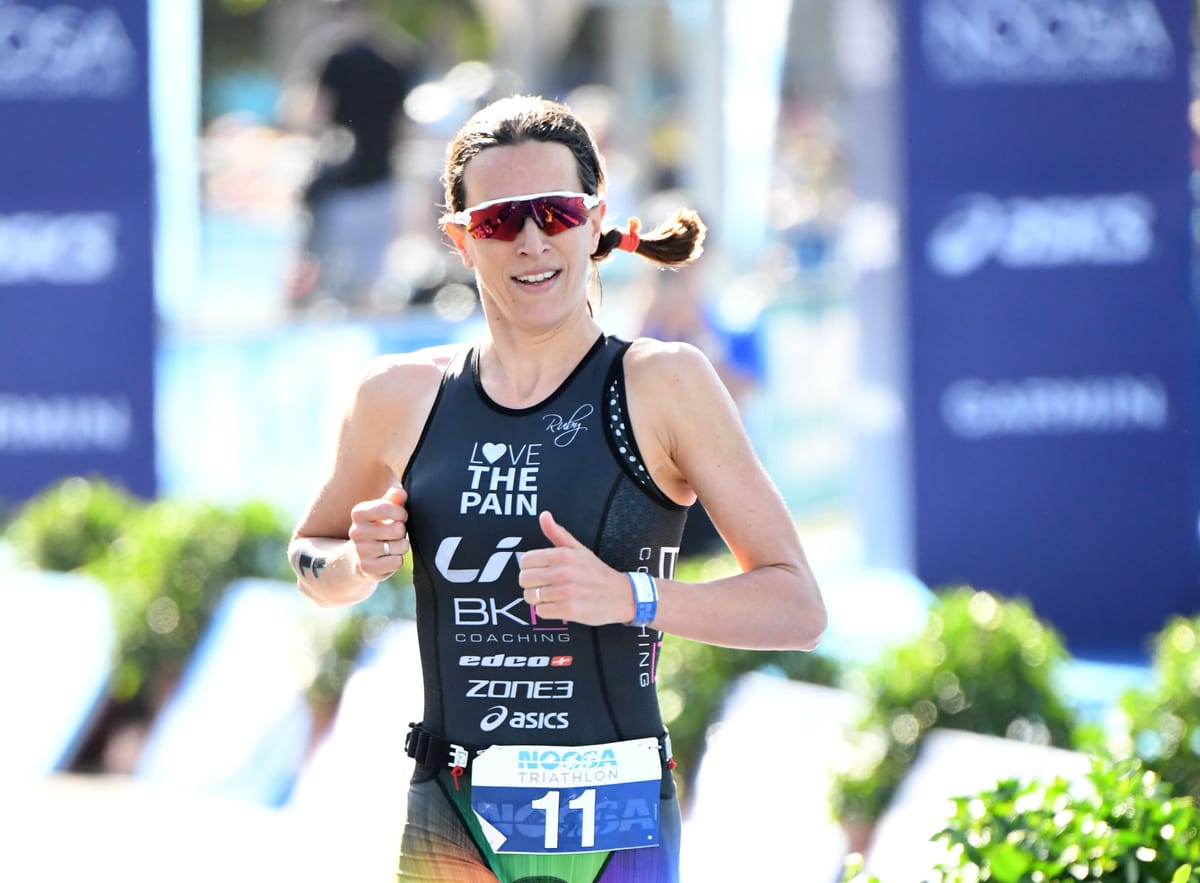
[648,564,826,651]
[289,534,380,607]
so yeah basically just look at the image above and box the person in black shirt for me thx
[280,0,419,309]
[289,94,826,882]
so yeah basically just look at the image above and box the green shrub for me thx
[1119,615,1200,806]
[830,586,1076,828]
[5,476,427,768]
[933,757,1199,882]
[88,496,294,704]
[657,551,840,806]
[839,758,1199,883]
[3,475,141,572]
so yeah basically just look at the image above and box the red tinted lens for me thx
[466,195,591,241]
[466,200,528,240]
[533,195,591,235]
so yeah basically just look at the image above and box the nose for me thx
[514,215,550,252]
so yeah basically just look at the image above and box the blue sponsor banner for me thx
[901,0,1200,649]
[0,0,156,503]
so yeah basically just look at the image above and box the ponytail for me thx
[593,207,706,267]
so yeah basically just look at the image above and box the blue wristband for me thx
[627,571,658,627]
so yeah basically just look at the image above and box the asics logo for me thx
[479,706,570,732]
[480,706,508,732]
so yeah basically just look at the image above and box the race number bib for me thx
[470,738,663,854]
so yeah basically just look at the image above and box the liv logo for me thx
[436,536,522,584]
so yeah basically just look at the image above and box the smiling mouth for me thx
[514,270,559,284]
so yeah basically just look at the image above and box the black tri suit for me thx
[396,335,689,883]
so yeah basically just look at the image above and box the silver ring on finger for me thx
[535,586,542,605]
[382,540,391,557]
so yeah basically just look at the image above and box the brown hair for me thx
[443,95,705,268]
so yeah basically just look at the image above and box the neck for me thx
[477,316,602,408]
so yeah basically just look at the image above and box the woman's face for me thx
[448,140,603,333]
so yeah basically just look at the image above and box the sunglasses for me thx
[448,191,602,241]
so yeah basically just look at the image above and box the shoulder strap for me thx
[603,341,685,510]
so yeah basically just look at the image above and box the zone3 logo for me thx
[466,680,573,699]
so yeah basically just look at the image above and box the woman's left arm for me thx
[626,339,826,650]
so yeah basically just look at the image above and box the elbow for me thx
[790,575,827,652]
[298,579,336,608]
[795,600,827,651]
[298,577,375,609]
[751,563,827,651]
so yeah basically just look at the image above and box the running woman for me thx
[289,94,826,883]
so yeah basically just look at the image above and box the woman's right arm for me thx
[288,349,446,607]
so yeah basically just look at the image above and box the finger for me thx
[379,536,410,559]
[539,510,584,549]
[380,486,408,533]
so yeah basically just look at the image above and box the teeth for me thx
[516,270,556,283]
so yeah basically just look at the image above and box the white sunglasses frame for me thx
[447,190,603,227]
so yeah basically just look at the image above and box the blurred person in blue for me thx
[279,0,422,310]
[288,94,825,882]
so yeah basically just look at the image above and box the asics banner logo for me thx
[927,192,1154,277]
[0,213,119,285]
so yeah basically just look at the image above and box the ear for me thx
[589,201,606,253]
[443,223,474,269]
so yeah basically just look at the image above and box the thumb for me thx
[539,510,584,549]
[384,486,406,505]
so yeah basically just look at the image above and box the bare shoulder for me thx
[355,343,460,406]
[619,338,737,504]
[340,342,464,479]
[623,336,722,397]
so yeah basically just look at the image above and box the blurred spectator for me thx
[636,259,760,407]
[278,0,423,311]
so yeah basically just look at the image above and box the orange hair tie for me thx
[617,217,641,253]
